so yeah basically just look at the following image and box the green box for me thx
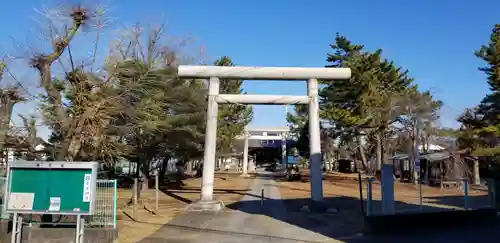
[5,161,98,215]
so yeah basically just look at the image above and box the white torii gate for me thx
[236,126,290,175]
[178,65,351,212]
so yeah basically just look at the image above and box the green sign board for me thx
[5,161,98,215]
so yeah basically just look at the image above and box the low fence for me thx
[0,177,117,229]
[87,179,117,229]
[363,177,493,216]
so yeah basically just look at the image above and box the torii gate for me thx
[236,126,290,175]
[178,65,351,212]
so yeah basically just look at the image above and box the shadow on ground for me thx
[226,193,497,242]
[159,186,255,205]
[157,174,269,205]
[139,173,498,243]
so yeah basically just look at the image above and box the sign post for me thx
[5,161,98,243]
[414,124,423,211]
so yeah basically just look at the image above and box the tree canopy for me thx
[457,24,500,159]
[215,56,253,154]
[288,33,443,176]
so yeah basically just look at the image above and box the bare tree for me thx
[0,62,25,161]
[30,5,94,160]
[395,86,442,183]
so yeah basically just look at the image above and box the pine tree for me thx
[321,33,416,171]
[464,24,500,158]
[286,104,308,139]
[320,34,377,170]
[214,56,253,153]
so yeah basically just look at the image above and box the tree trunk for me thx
[128,160,132,176]
[159,157,169,182]
[141,159,150,191]
[134,159,140,195]
[176,161,185,178]
[356,136,369,171]
[185,160,193,176]
[473,159,480,185]
[323,138,333,171]
[425,135,430,153]
[375,132,382,172]
[412,136,419,185]
[56,137,73,161]
[382,134,391,165]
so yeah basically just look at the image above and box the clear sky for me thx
[1,0,499,139]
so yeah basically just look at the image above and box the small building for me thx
[391,151,456,185]
[392,153,411,181]
[420,152,453,186]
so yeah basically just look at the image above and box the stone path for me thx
[138,171,340,243]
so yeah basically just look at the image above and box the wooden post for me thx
[358,172,365,215]
[133,178,138,220]
[366,178,374,216]
[463,178,469,210]
[261,188,264,207]
[155,172,159,213]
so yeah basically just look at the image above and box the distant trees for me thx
[0,2,261,194]
[287,33,443,179]
[215,57,253,154]
[286,105,308,139]
[0,3,245,185]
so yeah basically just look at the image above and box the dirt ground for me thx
[273,171,490,238]
[116,173,252,243]
[278,171,489,212]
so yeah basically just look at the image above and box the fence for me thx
[363,176,493,216]
[0,177,117,229]
[86,179,117,229]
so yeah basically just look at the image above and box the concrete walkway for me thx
[138,171,339,243]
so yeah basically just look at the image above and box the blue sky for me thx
[1,0,499,139]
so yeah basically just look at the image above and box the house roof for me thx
[391,152,451,162]
[418,144,445,151]
[392,153,409,160]
[420,152,451,162]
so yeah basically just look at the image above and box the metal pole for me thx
[366,178,374,216]
[419,176,423,211]
[133,178,138,220]
[75,215,80,243]
[358,172,365,215]
[3,163,10,219]
[414,122,422,211]
[463,178,469,210]
[308,78,323,202]
[15,215,22,243]
[487,179,496,208]
[155,172,159,213]
[261,188,264,207]
[201,77,220,201]
[113,179,117,229]
[10,213,18,243]
[242,133,249,176]
[81,217,85,243]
